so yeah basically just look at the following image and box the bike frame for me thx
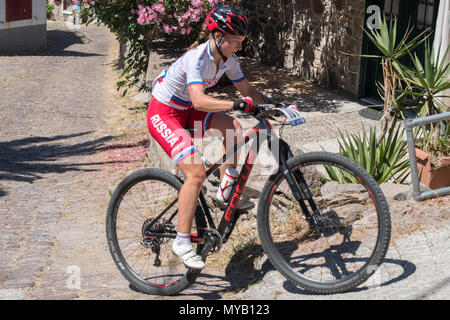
[145,116,321,253]
[198,117,319,245]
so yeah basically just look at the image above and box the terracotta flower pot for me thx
[415,148,450,189]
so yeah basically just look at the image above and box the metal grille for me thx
[384,0,401,20]
[417,0,436,30]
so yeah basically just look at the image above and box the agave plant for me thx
[362,13,429,146]
[325,124,410,184]
[402,41,450,116]
[401,41,450,156]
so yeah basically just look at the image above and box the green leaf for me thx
[334,124,410,184]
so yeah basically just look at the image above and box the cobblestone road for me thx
[0,22,132,299]
[0,22,230,300]
[0,22,448,300]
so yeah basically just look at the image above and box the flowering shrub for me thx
[69,0,242,93]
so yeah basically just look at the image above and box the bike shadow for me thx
[128,239,417,299]
[282,257,417,295]
[190,239,417,298]
[171,243,274,299]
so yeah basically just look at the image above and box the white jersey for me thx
[151,40,246,110]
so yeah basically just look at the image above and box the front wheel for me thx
[257,152,391,294]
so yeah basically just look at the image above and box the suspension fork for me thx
[285,148,321,217]
[276,140,320,227]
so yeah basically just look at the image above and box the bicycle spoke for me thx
[107,170,205,294]
[262,155,388,289]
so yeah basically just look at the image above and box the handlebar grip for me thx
[233,100,246,111]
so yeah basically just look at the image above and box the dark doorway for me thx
[358,0,441,101]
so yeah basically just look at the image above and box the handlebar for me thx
[252,104,285,119]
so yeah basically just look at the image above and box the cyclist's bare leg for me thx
[176,152,206,234]
[208,112,243,179]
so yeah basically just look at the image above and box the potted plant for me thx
[402,41,450,189]
[415,121,450,189]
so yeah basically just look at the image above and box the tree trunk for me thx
[376,58,396,146]
[118,41,127,70]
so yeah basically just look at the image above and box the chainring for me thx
[202,228,223,254]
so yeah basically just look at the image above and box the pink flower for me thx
[137,16,145,25]
[152,4,165,14]
[163,24,177,34]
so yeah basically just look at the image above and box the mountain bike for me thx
[106,104,391,295]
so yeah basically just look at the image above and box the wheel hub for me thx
[314,210,347,237]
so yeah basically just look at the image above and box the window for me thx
[5,0,33,22]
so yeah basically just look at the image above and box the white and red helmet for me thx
[206,4,249,36]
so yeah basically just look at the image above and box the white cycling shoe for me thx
[172,241,205,270]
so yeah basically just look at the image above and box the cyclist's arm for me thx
[232,78,266,104]
[188,84,234,112]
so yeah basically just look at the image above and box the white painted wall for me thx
[433,0,450,109]
[0,0,47,30]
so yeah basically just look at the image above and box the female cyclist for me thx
[147,4,266,269]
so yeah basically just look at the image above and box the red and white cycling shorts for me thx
[147,97,215,165]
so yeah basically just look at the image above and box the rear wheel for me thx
[257,152,391,294]
[106,168,205,296]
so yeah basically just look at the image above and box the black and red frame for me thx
[203,116,320,244]
[144,109,321,256]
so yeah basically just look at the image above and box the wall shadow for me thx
[152,36,188,62]
[0,29,102,57]
[45,29,102,57]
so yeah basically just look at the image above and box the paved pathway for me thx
[0,22,448,300]
[0,22,125,299]
[231,225,450,300]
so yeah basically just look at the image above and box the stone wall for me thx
[241,0,366,96]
